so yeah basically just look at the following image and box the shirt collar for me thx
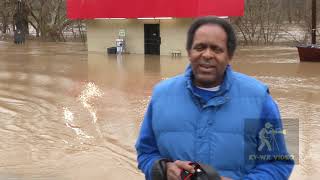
[185,64,233,97]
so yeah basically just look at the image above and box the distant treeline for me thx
[0,0,319,44]
[231,0,320,45]
[0,0,86,42]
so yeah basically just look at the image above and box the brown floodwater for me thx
[0,41,319,180]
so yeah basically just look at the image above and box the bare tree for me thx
[25,0,74,41]
[282,0,319,44]
[0,0,14,34]
[233,0,262,45]
[259,0,283,44]
[233,0,284,45]
[0,0,86,42]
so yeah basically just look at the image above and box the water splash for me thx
[63,107,93,139]
[78,82,103,124]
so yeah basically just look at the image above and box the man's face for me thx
[188,24,232,88]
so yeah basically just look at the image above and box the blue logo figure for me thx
[258,122,281,152]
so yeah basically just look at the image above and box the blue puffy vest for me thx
[151,66,268,179]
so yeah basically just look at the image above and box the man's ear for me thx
[187,49,191,57]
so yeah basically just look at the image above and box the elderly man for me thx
[135,16,294,180]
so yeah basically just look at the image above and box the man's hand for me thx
[166,160,195,180]
[166,160,233,180]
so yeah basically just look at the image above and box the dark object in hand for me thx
[151,159,221,180]
[180,162,221,180]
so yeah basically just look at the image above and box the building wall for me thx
[87,18,193,56]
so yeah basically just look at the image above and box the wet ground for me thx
[0,41,319,179]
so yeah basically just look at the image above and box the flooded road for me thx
[0,41,319,179]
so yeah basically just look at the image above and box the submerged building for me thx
[67,0,244,56]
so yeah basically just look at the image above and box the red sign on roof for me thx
[67,0,244,19]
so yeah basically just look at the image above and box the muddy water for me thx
[0,41,319,180]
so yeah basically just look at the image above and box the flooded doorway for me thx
[144,24,160,55]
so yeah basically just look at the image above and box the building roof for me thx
[67,0,244,19]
